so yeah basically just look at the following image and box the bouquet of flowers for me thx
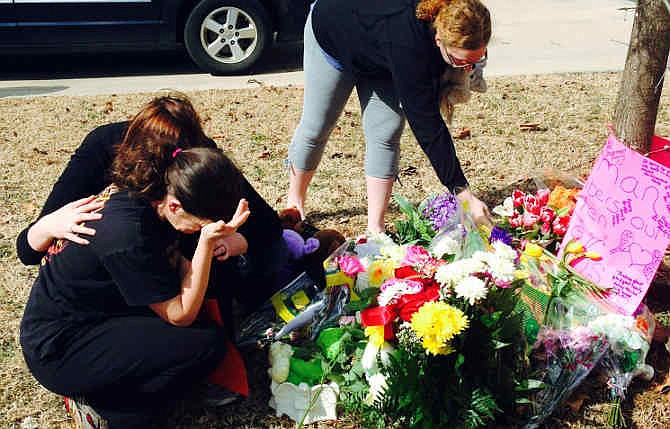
[492,185,580,254]
[364,236,528,429]
[265,192,535,428]
[523,323,609,428]
[588,311,655,428]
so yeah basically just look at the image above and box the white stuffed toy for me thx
[439,58,487,124]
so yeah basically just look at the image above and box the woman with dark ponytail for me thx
[287,0,492,232]
[21,145,250,429]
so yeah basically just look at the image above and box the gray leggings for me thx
[288,12,406,179]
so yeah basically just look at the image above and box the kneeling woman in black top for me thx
[20,146,249,429]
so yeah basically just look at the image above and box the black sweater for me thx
[312,0,468,191]
[16,122,283,266]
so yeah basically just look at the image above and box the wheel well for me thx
[176,0,277,44]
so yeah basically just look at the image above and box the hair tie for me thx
[172,148,183,158]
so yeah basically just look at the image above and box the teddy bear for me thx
[439,58,487,124]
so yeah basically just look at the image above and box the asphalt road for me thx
[0,0,636,98]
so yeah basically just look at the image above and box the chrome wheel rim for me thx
[200,6,258,64]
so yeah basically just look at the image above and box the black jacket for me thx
[312,0,469,191]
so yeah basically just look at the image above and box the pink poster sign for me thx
[560,133,670,315]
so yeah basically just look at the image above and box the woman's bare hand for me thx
[200,199,251,249]
[27,196,104,250]
[456,188,492,227]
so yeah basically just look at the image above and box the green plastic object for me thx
[286,357,324,386]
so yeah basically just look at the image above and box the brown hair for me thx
[109,95,210,202]
[416,0,491,50]
[166,148,244,221]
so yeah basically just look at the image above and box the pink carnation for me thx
[401,245,431,267]
[337,255,365,277]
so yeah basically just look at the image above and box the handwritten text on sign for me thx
[560,133,670,315]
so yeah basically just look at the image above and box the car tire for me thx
[184,0,271,75]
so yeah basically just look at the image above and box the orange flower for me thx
[548,186,580,211]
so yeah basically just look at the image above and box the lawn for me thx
[1,72,670,428]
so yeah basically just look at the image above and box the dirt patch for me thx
[2,72,670,428]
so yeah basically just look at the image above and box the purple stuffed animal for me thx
[282,229,320,260]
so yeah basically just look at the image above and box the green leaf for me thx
[394,193,417,216]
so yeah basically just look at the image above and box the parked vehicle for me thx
[0,0,311,74]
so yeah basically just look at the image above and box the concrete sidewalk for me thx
[0,0,635,97]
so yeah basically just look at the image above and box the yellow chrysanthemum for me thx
[421,336,456,355]
[364,325,386,348]
[368,260,395,287]
[411,301,469,350]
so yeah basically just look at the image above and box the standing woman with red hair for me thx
[287,0,492,232]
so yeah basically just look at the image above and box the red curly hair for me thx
[416,0,491,50]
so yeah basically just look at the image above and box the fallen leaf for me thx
[519,123,541,131]
[331,152,343,159]
[259,152,271,159]
[454,127,471,139]
[32,148,48,155]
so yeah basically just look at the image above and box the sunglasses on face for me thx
[445,49,488,71]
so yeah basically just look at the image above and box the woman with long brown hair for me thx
[21,144,249,429]
[287,0,492,232]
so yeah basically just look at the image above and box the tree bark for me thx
[612,0,670,153]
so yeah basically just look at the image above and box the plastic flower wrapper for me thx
[236,272,326,346]
[587,308,655,428]
[522,296,610,429]
[514,240,608,344]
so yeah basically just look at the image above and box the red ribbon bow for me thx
[360,267,440,340]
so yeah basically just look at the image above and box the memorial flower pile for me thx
[260,177,656,428]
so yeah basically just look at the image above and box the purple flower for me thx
[489,226,513,246]
[422,192,459,231]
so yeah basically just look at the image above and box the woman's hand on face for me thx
[200,199,251,249]
[29,195,104,248]
[456,188,492,227]
[213,233,248,261]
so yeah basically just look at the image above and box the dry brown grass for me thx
[2,72,670,428]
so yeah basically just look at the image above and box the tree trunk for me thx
[612,0,670,153]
